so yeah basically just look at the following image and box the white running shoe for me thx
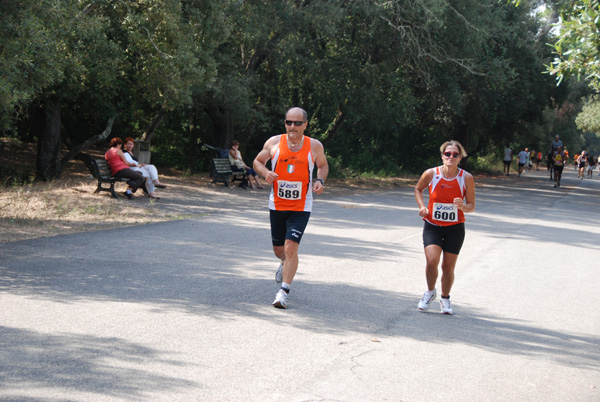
[275,262,283,284]
[273,289,288,309]
[418,289,437,311]
[440,298,454,315]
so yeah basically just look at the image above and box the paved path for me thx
[1,168,599,401]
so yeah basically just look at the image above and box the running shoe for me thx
[418,289,437,311]
[273,289,288,309]
[440,298,454,315]
[275,262,283,284]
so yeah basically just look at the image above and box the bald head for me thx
[286,107,308,122]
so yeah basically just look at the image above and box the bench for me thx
[210,158,248,187]
[89,159,131,199]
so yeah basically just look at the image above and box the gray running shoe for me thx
[418,289,437,311]
[440,298,454,315]
[273,289,288,309]
[275,262,283,284]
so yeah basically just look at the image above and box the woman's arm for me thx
[118,149,137,167]
[454,173,475,213]
[414,169,433,217]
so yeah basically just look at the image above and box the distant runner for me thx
[552,146,566,188]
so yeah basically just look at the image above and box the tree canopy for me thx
[1,0,596,181]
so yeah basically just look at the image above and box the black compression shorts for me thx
[270,210,311,246]
[423,221,465,255]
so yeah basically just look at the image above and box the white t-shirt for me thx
[504,148,512,161]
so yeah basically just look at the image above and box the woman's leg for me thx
[440,251,459,297]
[115,169,144,192]
[423,245,442,291]
[145,164,159,183]
[132,167,154,194]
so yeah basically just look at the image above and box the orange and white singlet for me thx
[269,135,315,212]
[424,166,467,227]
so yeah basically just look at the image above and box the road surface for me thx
[1,168,599,401]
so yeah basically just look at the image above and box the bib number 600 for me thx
[434,209,456,221]
[432,203,458,222]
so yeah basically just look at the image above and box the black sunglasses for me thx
[443,152,460,158]
[285,120,305,126]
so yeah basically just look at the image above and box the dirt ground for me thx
[0,140,418,244]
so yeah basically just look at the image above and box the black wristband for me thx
[316,178,324,186]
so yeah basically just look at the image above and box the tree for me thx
[547,0,600,90]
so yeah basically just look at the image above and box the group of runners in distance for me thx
[504,135,598,188]
[253,107,475,315]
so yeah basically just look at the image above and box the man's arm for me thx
[253,135,280,184]
[310,138,328,195]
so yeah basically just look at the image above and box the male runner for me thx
[253,107,329,309]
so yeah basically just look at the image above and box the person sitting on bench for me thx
[105,137,144,199]
[123,137,166,199]
[229,140,264,189]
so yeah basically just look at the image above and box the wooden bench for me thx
[210,158,248,187]
[89,159,131,199]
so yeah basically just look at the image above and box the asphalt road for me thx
[1,167,599,402]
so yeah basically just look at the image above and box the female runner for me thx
[414,140,476,314]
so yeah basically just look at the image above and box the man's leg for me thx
[281,239,299,284]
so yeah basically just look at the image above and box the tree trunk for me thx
[35,98,62,181]
[63,114,118,169]
[186,110,201,172]
[140,108,168,143]
[204,105,234,148]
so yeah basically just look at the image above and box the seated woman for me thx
[104,137,145,199]
[123,137,166,199]
[229,140,263,189]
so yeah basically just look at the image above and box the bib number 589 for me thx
[278,188,300,199]
[277,180,302,200]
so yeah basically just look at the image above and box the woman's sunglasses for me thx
[443,152,460,158]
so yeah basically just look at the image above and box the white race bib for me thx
[432,203,458,222]
[277,180,303,200]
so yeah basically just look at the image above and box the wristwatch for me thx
[316,178,325,186]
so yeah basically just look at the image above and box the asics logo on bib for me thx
[279,182,300,190]
[435,204,455,211]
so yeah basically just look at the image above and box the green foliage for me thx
[0,0,592,178]
[576,95,600,132]
[547,0,600,91]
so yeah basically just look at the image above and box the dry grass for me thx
[0,172,209,244]
[0,139,419,244]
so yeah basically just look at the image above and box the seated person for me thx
[229,140,264,189]
[105,137,145,199]
[123,137,166,199]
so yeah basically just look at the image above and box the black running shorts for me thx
[270,210,311,246]
[423,221,465,255]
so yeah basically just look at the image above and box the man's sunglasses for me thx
[443,152,460,158]
[285,120,306,126]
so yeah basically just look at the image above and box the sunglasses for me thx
[443,152,461,158]
[285,120,305,126]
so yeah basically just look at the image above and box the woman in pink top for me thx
[104,137,145,199]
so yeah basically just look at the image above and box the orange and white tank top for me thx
[269,135,315,212]
[425,166,466,227]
